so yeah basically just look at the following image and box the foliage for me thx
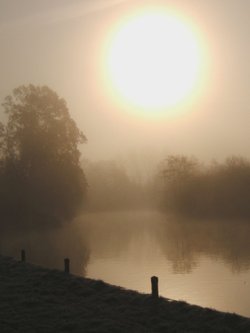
[83,160,149,211]
[157,155,201,213]
[0,85,87,229]
[158,155,250,218]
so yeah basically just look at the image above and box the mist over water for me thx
[80,211,250,317]
[2,209,250,317]
[0,222,89,276]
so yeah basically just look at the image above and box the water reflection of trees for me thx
[81,211,150,259]
[78,211,250,275]
[156,216,250,273]
[80,211,250,275]
[4,211,250,277]
[0,222,89,276]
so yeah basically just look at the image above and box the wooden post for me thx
[64,258,70,273]
[151,276,159,298]
[21,249,26,262]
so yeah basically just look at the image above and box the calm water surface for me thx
[81,211,250,318]
[2,210,250,317]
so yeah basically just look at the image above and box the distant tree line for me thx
[157,155,250,218]
[83,160,151,211]
[0,85,87,230]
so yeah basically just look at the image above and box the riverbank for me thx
[0,256,249,333]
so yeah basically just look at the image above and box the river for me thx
[1,210,250,317]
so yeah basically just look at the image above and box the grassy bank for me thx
[0,256,249,333]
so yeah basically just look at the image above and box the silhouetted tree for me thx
[0,85,87,229]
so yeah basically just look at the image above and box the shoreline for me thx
[0,255,250,332]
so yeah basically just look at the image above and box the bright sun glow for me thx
[106,9,203,114]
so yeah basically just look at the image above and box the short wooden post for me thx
[64,258,70,273]
[151,276,159,298]
[21,249,26,262]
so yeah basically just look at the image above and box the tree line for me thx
[0,84,153,231]
[1,84,249,230]
[83,159,151,211]
[157,155,250,219]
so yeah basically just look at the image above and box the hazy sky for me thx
[0,0,249,173]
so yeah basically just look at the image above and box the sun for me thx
[105,9,203,114]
